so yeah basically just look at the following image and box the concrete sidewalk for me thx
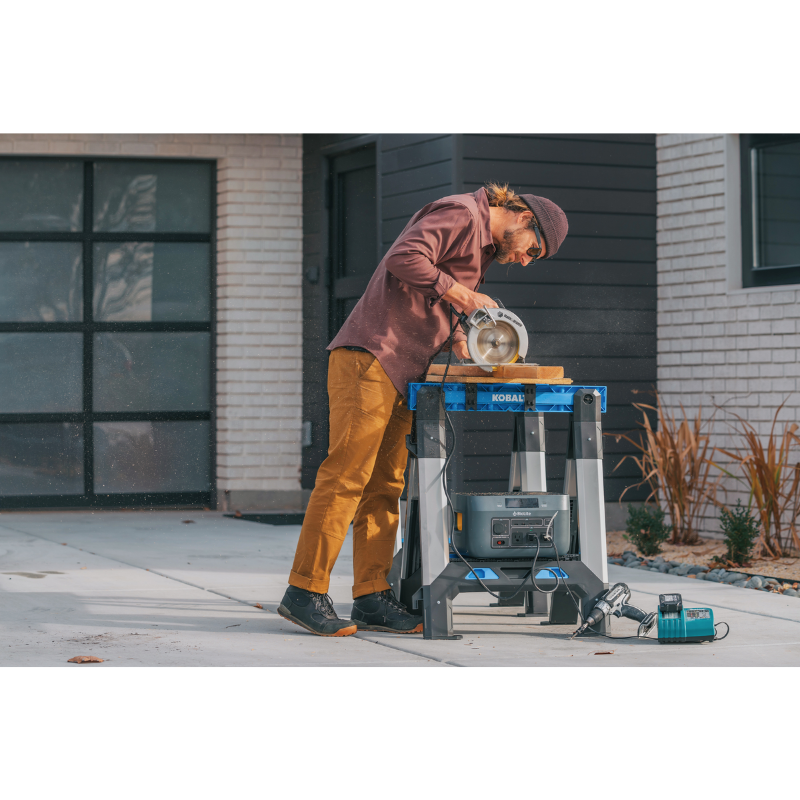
[2,510,800,666]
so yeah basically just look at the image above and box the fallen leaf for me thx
[62,543,67,546]
[593,651,614,655]
[254,603,263,609]
[68,656,104,663]
[225,624,240,628]
[80,567,87,570]
[182,520,195,524]
[234,510,242,518]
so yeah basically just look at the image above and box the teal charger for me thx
[657,593,716,643]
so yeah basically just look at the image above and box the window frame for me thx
[740,133,800,289]
[0,156,217,509]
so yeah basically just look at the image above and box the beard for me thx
[494,226,530,264]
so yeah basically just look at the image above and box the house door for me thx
[328,147,377,338]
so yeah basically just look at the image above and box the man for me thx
[277,182,569,636]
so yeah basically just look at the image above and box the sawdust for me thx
[606,529,800,582]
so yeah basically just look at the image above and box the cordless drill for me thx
[571,582,656,639]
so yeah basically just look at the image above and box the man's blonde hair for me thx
[484,182,531,215]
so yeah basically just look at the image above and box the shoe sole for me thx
[277,605,357,637]
[353,621,424,634]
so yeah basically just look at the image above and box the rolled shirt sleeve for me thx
[382,204,474,307]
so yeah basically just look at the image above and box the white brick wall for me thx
[0,134,304,509]
[657,134,800,531]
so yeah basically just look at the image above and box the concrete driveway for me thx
[2,510,799,667]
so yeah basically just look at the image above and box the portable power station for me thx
[451,492,571,560]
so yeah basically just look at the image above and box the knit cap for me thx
[519,194,568,259]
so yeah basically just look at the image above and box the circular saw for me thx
[456,305,529,373]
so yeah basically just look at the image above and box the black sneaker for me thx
[351,590,423,634]
[277,586,357,637]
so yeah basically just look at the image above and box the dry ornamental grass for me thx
[609,392,723,546]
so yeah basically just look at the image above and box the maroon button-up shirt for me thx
[328,188,497,397]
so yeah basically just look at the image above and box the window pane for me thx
[0,159,83,231]
[93,332,210,412]
[0,423,83,495]
[757,141,800,268]
[93,161,211,233]
[93,242,210,321]
[0,242,83,322]
[341,164,377,278]
[0,333,82,412]
[93,421,210,493]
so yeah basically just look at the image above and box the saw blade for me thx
[470,321,520,364]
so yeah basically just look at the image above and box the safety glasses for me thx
[525,222,545,260]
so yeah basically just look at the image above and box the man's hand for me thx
[442,283,499,316]
[452,340,471,361]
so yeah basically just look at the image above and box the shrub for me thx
[719,501,760,566]
[611,391,722,546]
[624,504,672,556]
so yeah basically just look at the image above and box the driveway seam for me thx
[0,522,278,613]
[2,523,452,663]
[353,634,461,666]
[630,585,800,625]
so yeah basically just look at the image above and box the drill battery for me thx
[657,593,715,643]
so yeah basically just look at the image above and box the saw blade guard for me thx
[465,307,528,371]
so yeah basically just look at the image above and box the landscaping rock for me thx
[656,563,670,573]
[732,580,748,587]
[622,551,638,559]
[695,573,706,580]
[705,573,721,582]
[687,565,708,574]
[668,561,682,568]
[783,588,799,598]
[745,577,764,589]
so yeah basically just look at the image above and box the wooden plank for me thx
[425,376,573,385]
[427,364,564,379]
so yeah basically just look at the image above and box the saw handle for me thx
[451,305,471,336]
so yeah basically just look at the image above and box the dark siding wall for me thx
[455,134,656,499]
[302,134,656,500]
[379,134,455,256]
[302,134,457,488]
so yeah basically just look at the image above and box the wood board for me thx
[426,363,564,380]
[425,376,573,384]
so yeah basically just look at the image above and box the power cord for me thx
[439,304,557,602]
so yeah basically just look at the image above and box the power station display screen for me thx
[505,498,539,508]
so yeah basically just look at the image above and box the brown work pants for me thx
[289,348,413,598]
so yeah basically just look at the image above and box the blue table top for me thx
[407,383,607,413]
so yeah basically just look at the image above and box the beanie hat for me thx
[519,194,569,259]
